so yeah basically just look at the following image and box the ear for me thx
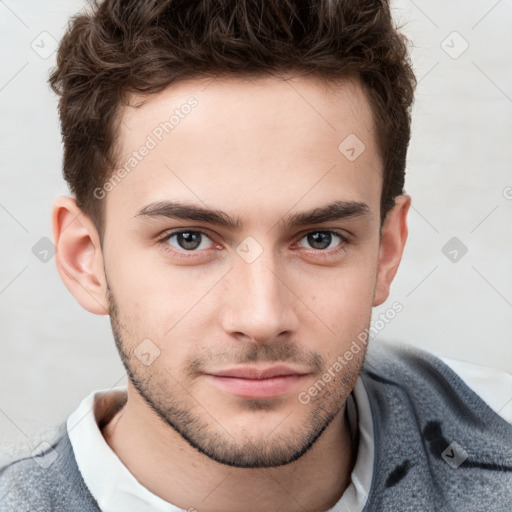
[52,196,108,315]
[372,194,410,307]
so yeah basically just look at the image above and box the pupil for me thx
[179,232,201,250]
[308,232,331,250]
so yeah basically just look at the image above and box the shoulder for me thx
[0,424,100,512]
[439,355,512,423]
[362,340,512,429]
[360,340,512,510]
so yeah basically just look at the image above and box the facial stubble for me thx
[106,284,365,469]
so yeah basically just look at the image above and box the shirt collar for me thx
[67,379,373,512]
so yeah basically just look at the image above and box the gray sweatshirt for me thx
[1,341,511,511]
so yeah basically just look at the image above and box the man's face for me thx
[102,75,384,468]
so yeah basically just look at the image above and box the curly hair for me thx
[49,0,416,237]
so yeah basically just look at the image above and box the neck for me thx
[102,384,356,512]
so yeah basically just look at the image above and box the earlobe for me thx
[372,194,411,307]
[52,196,108,315]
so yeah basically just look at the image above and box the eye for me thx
[158,228,349,261]
[296,230,347,251]
[164,230,215,252]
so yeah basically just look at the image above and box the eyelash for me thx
[157,229,350,260]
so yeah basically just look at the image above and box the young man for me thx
[1,0,511,510]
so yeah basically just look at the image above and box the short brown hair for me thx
[49,0,416,238]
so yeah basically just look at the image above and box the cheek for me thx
[304,260,377,351]
[105,248,222,357]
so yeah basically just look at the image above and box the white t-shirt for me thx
[66,357,512,512]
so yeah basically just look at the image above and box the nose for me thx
[220,249,298,344]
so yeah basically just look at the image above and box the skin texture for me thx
[52,74,410,512]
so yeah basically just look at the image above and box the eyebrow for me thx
[135,199,370,230]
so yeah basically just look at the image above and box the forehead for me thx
[106,74,382,225]
[119,74,377,152]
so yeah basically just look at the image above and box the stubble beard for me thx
[106,285,365,469]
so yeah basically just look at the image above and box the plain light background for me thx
[1,0,511,452]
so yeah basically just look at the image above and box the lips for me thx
[208,365,307,380]
[204,365,309,399]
